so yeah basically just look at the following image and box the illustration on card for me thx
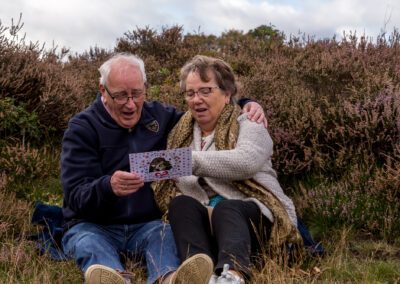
[129,147,192,182]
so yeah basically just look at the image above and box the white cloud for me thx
[0,0,399,54]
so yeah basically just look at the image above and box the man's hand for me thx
[110,170,144,196]
[242,102,268,128]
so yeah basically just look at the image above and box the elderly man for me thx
[61,53,266,284]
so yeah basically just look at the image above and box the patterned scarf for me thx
[152,104,304,251]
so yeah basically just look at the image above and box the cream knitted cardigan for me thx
[175,113,298,227]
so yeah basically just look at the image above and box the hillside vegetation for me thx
[0,18,399,282]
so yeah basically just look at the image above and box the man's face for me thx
[100,60,145,129]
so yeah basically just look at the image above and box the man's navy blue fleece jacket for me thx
[61,93,251,230]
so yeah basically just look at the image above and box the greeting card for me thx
[129,147,192,182]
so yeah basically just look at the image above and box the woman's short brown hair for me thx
[180,55,239,104]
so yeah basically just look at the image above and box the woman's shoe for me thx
[208,274,218,284]
[216,264,244,284]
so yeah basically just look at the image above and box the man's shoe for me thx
[84,264,129,284]
[216,264,244,284]
[173,253,214,284]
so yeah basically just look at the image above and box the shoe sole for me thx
[173,253,214,284]
[84,264,127,284]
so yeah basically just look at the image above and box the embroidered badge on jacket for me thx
[145,120,159,132]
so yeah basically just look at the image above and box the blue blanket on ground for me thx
[30,202,326,261]
[29,202,67,260]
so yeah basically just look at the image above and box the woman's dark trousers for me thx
[168,195,272,277]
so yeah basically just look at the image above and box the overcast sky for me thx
[1,0,400,54]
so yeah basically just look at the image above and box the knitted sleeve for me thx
[192,113,273,180]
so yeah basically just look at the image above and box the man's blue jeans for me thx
[62,220,181,284]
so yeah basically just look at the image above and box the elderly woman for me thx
[152,55,303,284]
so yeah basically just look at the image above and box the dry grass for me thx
[1,186,399,283]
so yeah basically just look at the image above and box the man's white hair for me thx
[98,53,147,86]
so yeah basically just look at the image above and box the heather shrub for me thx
[1,19,400,281]
[0,140,63,204]
[0,143,60,186]
[295,148,400,240]
[238,31,400,179]
[0,17,89,136]
[0,97,41,144]
[0,172,6,191]
[1,16,400,239]
[147,83,186,111]
[64,46,113,104]
[0,184,31,238]
[116,25,216,87]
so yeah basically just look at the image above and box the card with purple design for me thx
[129,147,192,182]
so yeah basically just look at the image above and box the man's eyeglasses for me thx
[182,86,219,101]
[104,85,145,105]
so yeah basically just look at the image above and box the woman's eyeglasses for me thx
[182,87,219,100]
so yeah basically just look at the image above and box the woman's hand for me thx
[242,102,268,128]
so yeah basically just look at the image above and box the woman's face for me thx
[185,71,231,133]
